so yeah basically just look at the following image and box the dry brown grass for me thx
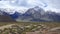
[0,22,60,28]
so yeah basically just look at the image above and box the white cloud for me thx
[0,0,46,8]
[27,0,46,7]
[0,0,60,13]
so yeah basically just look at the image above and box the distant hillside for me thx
[0,15,16,22]
[0,10,16,22]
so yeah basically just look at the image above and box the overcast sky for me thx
[0,0,60,13]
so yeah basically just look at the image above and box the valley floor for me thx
[0,22,60,34]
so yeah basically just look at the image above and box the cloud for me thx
[0,0,60,9]
[1,0,47,8]
[0,0,60,13]
[38,0,60,13]
[43,0,60,9]
[0,0,47,11]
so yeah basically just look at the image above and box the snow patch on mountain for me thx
[0,7,28,14]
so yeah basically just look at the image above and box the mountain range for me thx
[0,6,60,22]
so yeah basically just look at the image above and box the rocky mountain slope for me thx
[17,6,60,22]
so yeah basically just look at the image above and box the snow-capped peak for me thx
[0,8,28,14]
